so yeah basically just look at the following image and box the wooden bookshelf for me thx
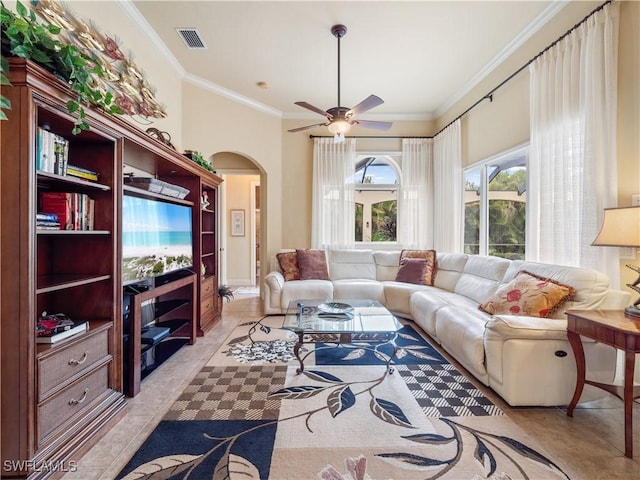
[0,58,223,478]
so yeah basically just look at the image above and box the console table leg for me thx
[567,330,585,417]
[624,350,635,458]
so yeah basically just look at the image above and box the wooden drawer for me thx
[201,296,215,316]
[201,276,215,297]
[38,328,110,401]
[37,363,109,440]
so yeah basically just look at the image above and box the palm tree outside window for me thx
[464,145,528,260]
[351,155,400,243]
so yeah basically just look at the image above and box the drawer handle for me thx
[68,388,89,406]
[68,351,89,366]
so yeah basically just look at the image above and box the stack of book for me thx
[36,212,60,230]
[66,164,99,182]
[36,313,87,344]
[40,192,95,230]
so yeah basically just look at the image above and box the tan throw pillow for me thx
[478,270,576,318]
[276,251,300,281]
[296,249,329,280]
[400,249,436,285]
[395,258,428,285]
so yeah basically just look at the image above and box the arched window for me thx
[351,155,400,243]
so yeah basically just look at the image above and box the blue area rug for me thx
[116,316,570,480]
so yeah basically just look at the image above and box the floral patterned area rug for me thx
[116,316,571,480]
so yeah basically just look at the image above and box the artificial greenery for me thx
[185,150,213,172]
[218,284,234,303]
[1,1,122,133]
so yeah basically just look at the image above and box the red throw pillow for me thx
[296,249,329,280]
[276,251,300,281]
[395,258,428,285]
[399,249,437,285]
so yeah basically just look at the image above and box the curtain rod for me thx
[309,135,432,139]
[308,0,611,142]
[434,0,613,136]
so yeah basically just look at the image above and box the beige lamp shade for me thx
[592,206,640,247]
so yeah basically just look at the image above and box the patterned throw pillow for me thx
[399,249,437,286]
[296,249,329,280]
[276,251,300,281]
[395,258,428,285]
[478,270,576,318]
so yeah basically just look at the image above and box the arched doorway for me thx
[211,152,265,289]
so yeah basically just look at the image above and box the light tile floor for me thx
[62,292,640,480]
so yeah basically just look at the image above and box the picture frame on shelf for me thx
[230,209,245,236]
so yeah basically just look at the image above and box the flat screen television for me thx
[122,194,193,286]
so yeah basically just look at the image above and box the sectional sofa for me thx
[263,248,631,406]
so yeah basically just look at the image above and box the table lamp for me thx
[592,206,640,317]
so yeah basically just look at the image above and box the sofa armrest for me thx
[599,289,632,310]
[485,315,572,342]
[263,271,285,314]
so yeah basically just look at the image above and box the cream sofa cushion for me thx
[454,255,511,304]
[374,251,401,281]
[329,249,376,280]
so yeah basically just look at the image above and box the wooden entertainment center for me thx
[0,59,223,479]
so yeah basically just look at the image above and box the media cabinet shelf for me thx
[37,171,112,191]
[125,273,197,397]
[36,272,112,294]
[122,184,194,206]
[1,58,223,479]
[36,230,111,235]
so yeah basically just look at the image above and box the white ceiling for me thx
[129,1,564,121]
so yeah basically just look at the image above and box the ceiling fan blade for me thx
[354,119,393,131]
[347,95,384,117]
[287,123,327,133]
[294,101,332,118]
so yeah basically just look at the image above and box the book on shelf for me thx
[66,164,99,182]
[37,128,69,175]
[36,212,58,222]
[36,221,61,230]
[36,313,87,343]
[40,192,95,230]
[36,322,88,344]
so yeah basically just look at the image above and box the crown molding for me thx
[435,0,569,118]
[120,0,282,119]
[118,0,185,77]
[184,74,282,118]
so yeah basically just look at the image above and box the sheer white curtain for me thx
[398,138,433,248]
[433,119,463,252]
[311,137,356,249]
[527,1,619,284]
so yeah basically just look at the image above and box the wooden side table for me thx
[566,309,640,458]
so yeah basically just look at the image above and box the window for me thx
[464,145,528,260]
[351,155,399,243]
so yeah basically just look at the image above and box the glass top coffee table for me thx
[282,299,403,374]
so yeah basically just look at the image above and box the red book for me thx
[40,192,73,230]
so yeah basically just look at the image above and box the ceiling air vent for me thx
[176,28,207,49]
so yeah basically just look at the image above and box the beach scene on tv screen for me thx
[122,196,193,283]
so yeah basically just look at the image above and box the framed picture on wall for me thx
[230,209,245,236]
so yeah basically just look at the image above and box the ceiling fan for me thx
[288,24,392,143]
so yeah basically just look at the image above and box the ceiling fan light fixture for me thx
[327,119,351,135]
